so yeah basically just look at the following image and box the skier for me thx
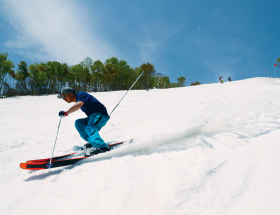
[219,76,224,83]
[57,87,110,156]
[228,76,231,81]
[146,83,150,91]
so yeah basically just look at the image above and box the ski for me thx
[20,139,133,170]
[26,152,76,163]
[20,157,89,170]
[26,141,126,163]
[20,157,87,170]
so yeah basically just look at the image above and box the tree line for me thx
[0,53,186,97]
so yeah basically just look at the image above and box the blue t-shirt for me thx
[76,92,109,117]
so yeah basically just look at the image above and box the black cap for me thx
[57,87,74,98]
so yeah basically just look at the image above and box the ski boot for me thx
[81,143,93,150]
[84,147,110,157]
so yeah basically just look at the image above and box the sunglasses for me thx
[62,93,70,99]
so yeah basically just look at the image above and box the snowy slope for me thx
[1,77,280,215]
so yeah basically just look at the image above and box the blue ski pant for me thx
[75,113,109,149]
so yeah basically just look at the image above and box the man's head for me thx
[57,87,76,103]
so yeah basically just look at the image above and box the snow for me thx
[1,77,280,215]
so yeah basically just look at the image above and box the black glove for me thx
[59,110,68,117]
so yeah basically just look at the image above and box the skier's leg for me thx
[75,117,90,141]
[86,113,110,149]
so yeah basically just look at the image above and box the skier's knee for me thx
[75,119,84,130]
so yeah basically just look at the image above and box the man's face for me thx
[62,92,75,103]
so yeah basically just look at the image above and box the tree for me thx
[91,60,105,92]
[28,63,48,94]
[0,53,15,96]
[58,63,71,91]
[15,61,29,95]
[138,62,155,88]
[191,81,201,86]
[177,76,186,87]
[71,64,89,91]
[161,76,171,88]
[1,54,192,96]
[45,61,59,93]
[153,73,164,89]
[103,57,120,91]
[45,61,70,94]
[117,60,134,90]
[276,58,280,67]
[81,57,94,69]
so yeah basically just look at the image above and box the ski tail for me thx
[20,163,46,170]
[20,157,87,170]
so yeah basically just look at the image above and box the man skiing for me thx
[219,76,224,83]
[57,87,110,156]
[146,83,150,91]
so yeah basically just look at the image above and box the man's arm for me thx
[66,101,84,115]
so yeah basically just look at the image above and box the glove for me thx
[59,110,68,117]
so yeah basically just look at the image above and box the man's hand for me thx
[58,102,83,117]
[59,110,68,117]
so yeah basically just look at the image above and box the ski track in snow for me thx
[1,77,280,215]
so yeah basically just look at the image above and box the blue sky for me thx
[0,0,279,84]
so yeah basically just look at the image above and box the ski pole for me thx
[109,72,144,117]
[47,116,63,168]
